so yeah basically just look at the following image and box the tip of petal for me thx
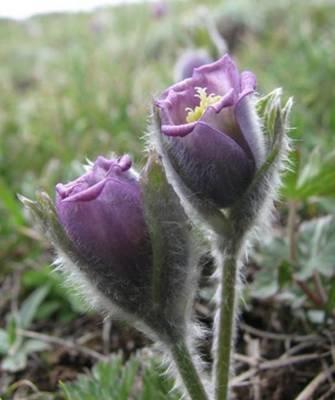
[161,122,197,137]
[192,53,236,78]
[117,154,132,171]
[62,179,107,202]
[237,71,257,104]
[56,183,70,199]
[210,87,235,113]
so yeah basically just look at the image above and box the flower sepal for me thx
[139,151,200,342]
[18,191,78,258]
[150,107,231,236]
[228,89,292,238]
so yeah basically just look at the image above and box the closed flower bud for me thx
[55,154,152,303]
[174,50,213,81]
[151,1,168,19]
[21,154,199,344]
[155,54,265,209]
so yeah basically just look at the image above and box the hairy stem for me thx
[170,340,209,400]
[214,241,240,400]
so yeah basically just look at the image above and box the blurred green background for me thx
[0,0,334,399]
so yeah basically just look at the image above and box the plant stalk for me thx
[170,340,209,400]
[214,241,240,400]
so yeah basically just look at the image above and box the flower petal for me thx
[56,179,151,283]
[237,71,256,103]
[200,95,254,159]
[164,121,255,208]
[58,179,107,202]
[161,121,197,137]
[192,54,240,96]
[235,96,266,167]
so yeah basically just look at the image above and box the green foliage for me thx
[283,149,335,201]
[296,216,335,280]
[251,216,335,320]
[251,236,289,299]
[0,287,50,372]
[22,265,88,320]
[59,356,180,400]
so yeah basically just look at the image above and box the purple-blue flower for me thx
[156,54,264,208]
[151,1,168,19]
[55,155,152,288]
[174,50,213,81]
[53,154,197,339]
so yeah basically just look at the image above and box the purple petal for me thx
[95,156,114,171]
[237,71,256,103]
[156,84,199,126]
[159,86,236,138]
[192,54,240,96]
[59,179,107,202]
[235,96,265,167]
[55,154,151,289]
[161,121,197,137]
[56,178,150,281]
[164,121,255,208]
[118,154,132,171]
[200,100,253,159]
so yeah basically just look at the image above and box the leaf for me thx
[117,358,139,399]
[140,361,180,400]
[326,280,335,314]
[307,310,325,324]
[22,265,87,317]
[1,352,27,372]
[278,261,293,288]
[283,149,335,200]
[36,300,61,320]
[59,356,179,400]
[19,285,50,329]
[7,315,18,346]
[251,236,290,299]
[296,215,335,279]
[253,236,289,270]
[21,339,50,355]
[297,150,335,198]
[250,270,279,299]
[0,329,9,354]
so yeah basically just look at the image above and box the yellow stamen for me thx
[186,87,222,123]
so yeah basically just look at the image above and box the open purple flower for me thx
[55,155,152,309]
[156,54,265,208]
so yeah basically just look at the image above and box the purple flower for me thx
[156,54,264,208]
[55,155,152,298]
[151,1,168,19]
[53,154,197,340]
[174,50,213,81]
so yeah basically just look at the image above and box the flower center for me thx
[185,87,221,123]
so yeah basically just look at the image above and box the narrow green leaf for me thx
[326,281,335,314]
[19,285,50,329]
[21,339,50,355]
[0,329,9,354]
